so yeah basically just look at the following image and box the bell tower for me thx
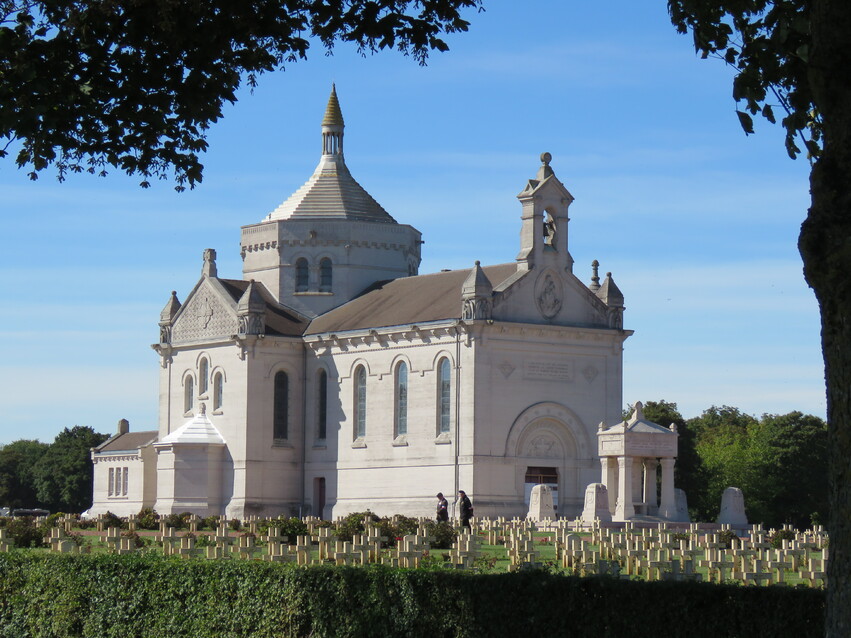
[516,152,575,273]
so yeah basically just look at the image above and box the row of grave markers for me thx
[0,514,828,586]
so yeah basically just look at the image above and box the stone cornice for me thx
[93,453,142,463]
[152,318,630,361]
[240,237,419,259]
[305,321,465,354]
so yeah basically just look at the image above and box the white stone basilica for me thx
[89,87,666,522]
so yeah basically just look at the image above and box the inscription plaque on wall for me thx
[524,360,574,382]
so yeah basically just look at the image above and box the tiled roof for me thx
[217,278,308,337]
[96,431,158,452]
[306,263,518,334]
[265,157,396,223]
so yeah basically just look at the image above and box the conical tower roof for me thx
[266,86,396,223]
[322,84,344,127]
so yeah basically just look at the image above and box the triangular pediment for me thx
[517,173,574,203]
[171,278,239,343]
[492,266,611,328]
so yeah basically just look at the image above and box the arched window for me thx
[317,369,328,440]
[274,371,288,439]
[354,366,366,439]
[395,361,408,437]
[319,258,332,292]
[213,372,223,410]
[438,358,451,434]
[199,358,209,396]
[295,258,309,292]
[184,376,194,413]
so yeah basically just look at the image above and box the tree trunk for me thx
[800,2,851,634]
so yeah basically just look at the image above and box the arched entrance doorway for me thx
[505,402,594,517]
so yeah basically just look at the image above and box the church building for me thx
[89,87,633,521]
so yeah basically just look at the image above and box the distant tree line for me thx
[0,426,108,514]
[637,401,828,529]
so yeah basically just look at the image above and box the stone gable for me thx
[172,283,237,343]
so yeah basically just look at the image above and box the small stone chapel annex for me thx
[89,86,657,522]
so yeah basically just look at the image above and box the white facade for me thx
[90,87,633,521]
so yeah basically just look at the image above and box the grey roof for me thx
[266,156,396,223]
[96,431,158,452]
[307,263,518,334]
[217,279,308,337]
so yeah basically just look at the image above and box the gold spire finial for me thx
[322,84,344,128]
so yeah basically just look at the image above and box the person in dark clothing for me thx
[436,493,449,523]
[458,490,473,530]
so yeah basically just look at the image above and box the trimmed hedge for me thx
[0,553,824,637]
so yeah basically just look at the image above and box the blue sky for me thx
[0,1,823,445]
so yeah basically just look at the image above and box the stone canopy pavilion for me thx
[597,402,681,522]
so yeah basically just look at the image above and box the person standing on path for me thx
[458,490,473,530]
[436,493,449,523]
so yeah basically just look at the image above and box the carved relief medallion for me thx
[534,270,563,319]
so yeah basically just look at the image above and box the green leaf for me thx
[736,110,755,135]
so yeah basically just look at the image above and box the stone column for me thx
[643,459,658,515]
[658,457,677,519]
[614,456,634,521]
[600,456,617,513]
[632,458,644,513]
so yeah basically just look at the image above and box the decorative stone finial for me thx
[537,151,554,179]
[202,248,217,277]
[237,280,266,336]
[633,401,644,421]
[590,260,600,291]
[461,261,493,321]
[158,290,182,344]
